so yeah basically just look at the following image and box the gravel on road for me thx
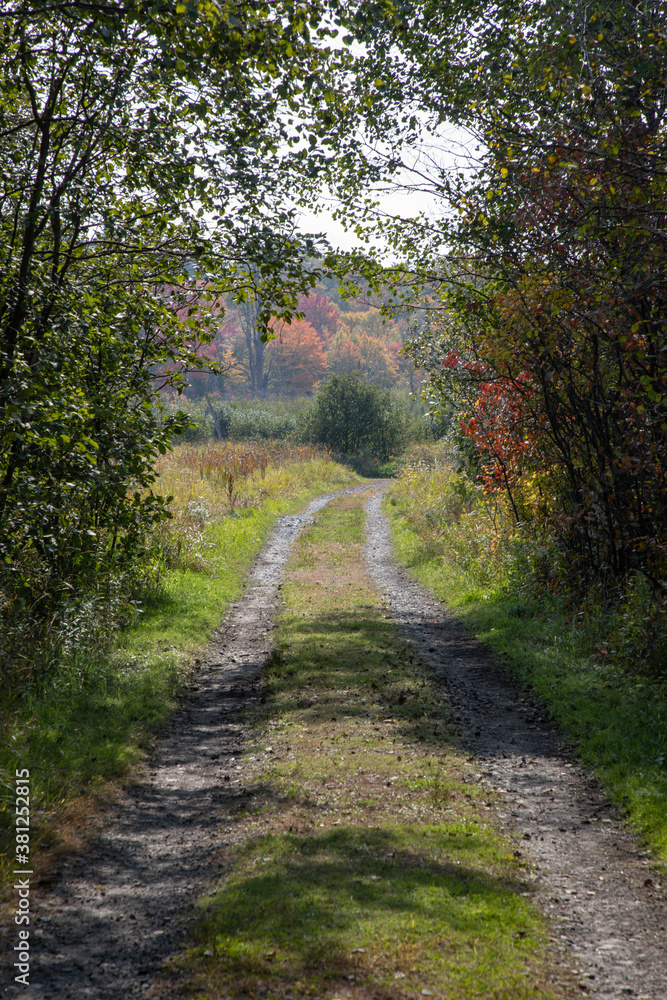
[4,484,665,1000]
[364,491,667,1000]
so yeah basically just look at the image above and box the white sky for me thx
[294,122,480,255]
[296,186,443,253]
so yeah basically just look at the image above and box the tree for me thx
[343,310,395,341]
[237,294,273,399]
[0,0,340,676]
[298,292,341,344]
[310,372,401,457]
[418,1,667,600]
[327,328,398,386]
[323,0,667,622]
[269,319,329,395]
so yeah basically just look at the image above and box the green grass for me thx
[0,458,361,888]
[174,496,574,1000]
[386,494,667,867]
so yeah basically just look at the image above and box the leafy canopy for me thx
[0,0,344,675]
[320,0,667,642]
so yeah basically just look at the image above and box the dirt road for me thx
[3,485,665,1000]
[364,492,667,1000]
[2,485,377,1000]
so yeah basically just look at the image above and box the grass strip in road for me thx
[385,496,667,866]
[177,494,576,1000]
[0,456,361,893]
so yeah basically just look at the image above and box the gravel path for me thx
[1,485,377,1000]
[4,484,666,1000]
[364,491,667,1000]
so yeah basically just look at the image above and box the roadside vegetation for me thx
[320,1,667,681]
[313,1,667,870]
[172,495,576,1000]
[0,445,360,891]
[387,445,667,863]
[165,381,440,472]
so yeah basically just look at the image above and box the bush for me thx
[309,373,402,459]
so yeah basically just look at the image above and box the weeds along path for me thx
[3,484,377,1000]
[365,493,667,1000]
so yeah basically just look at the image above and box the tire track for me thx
[364,491,667,1000]
[2,485,378,1000]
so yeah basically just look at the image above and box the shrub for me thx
[309,373,402,459]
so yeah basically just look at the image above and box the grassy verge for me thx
[0,448,361,892]
[386,485,667,866]
[174,494,576,1000]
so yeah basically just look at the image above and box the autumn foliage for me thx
[181,290,418,399]
[398,1,667,663]
[327,328,398,386]
[269,319,329,395]
[297,293,340,344]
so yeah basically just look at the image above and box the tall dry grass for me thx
[390,444,518,589]
[167,441,329,499]
[153,441,343,573]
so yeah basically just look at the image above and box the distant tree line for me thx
[183,287,420,400]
